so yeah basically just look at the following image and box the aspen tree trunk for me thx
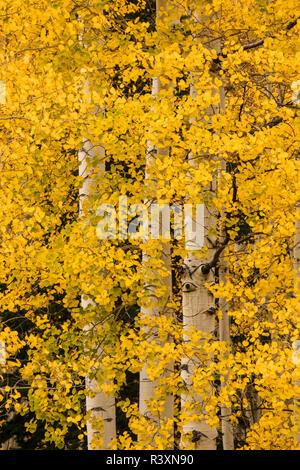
[139,0,175,446]
[218,289,234,450]
[212,28,235,445]
[232,240,261,439]
[181,213,218,450]
[293,201,300,446]
[181,17,225,450]
[78,139,116,449]
[218,174,234,450]
[181,75,218,453]
[77,12,116,449]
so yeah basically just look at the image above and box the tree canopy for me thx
[0,0,299,450]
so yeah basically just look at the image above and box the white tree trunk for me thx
[139,239,174,434]
[218,217,234,450]
[139,74,174,449]
[293,201,300,447]
[181,212,218,450]
[181,24,225,450]
[218,78,234,448]
[139,0,176,446]
[78,139,116,450]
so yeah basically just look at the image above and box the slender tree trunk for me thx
[218,192,234,449]
[181,211,218,450]
[139,0,176,447]
[217,68,235,448]
[181,19,225,450]
[78,139,116,450]
[293,200,300,447]
[181,82,218,450]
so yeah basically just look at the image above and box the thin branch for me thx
[243,16,299,51]
[243,38,264,51]
[211,17,300,68]
[249,116,283,135]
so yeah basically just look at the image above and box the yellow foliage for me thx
[0,0,299,451]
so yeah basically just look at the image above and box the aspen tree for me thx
[293,200,300,446]
[78,139,116,449]
[211,15,235,447]
[180,8,221,450]
[218,170,234,450]
[139,0,176,447]
[79,136,116,449]
[0,0,299,451]
[76,7,117,448]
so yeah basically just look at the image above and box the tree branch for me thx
[211,16,299,69]
[243,16,299,50]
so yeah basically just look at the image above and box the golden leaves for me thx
[0,0,299,450]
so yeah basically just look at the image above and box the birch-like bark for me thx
[79,139,116,449]
[181,23,224,450]
[181,217,218,450]
[293,201,300,446]
[181,88,217,453]
[139,0,176,446]
[218,176,234,450]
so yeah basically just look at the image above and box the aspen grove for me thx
[0,0,299,450]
